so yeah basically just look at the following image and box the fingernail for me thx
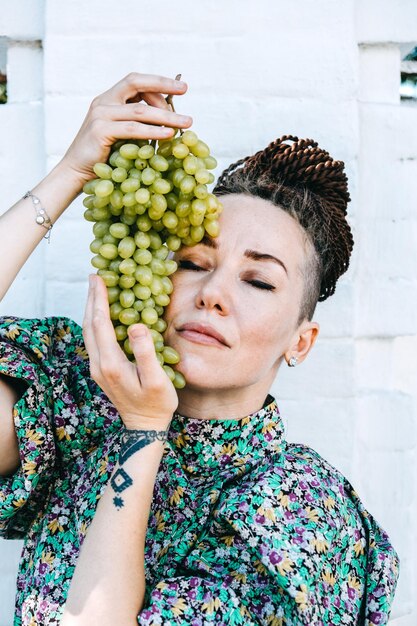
[89,275,95,289]
[176,80,186,88]
[130,325,146,338]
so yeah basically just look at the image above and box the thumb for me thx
[128,324,162,386]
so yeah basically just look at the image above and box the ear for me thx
[284,320,320,366]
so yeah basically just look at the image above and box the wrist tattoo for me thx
[111,427,169,511]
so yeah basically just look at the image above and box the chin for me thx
[174,352,212,383]
[165,329,234,387]
[172,351,228,389]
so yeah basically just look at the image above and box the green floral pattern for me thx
[0,316,400,625]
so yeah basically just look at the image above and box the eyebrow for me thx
[199,235,288,276]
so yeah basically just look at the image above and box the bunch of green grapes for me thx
[82,129,223,389]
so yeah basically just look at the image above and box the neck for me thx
[176,378,274,420]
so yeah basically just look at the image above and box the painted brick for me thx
[354,280,417,338]
[275,395,356,478]
[0,538,22,626]
[45,0,355,55]
[250,97,359,164]
[44,280,89,325]
[45,0,250,37]
[355,391,416,450]
[0,0,44,39]
[0,259,45,319]
[356,0,417,44]
[276,339,355,399]
[43,29,357,102]
[0,103,45,210]
[44,220,93,283]
[359,44,401,104]
[7,43,43,103]
[355,219,417,282]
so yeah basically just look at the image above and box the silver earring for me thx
[288,356,298,367]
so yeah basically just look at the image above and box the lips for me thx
[177,322,229,347]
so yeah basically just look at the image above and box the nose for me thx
[195,268,231,315]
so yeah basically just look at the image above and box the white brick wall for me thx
[1,1,416,624]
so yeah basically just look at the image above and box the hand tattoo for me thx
[111,427,169,510]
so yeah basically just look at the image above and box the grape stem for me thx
[166,73,183,136]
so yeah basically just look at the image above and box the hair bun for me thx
[247,135,351,216]
[214,134,354,305]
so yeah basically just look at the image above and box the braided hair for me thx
[213,135,354,324]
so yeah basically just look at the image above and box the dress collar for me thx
[166,394,285,479]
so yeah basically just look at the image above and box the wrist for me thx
[50,157,89,196]
[122,416,172,433]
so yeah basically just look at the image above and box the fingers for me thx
[142,92,171,110]
[89,276,125,374]
[128,324,166,389]
[84,275,125,384]
[82,275,99,364]
[84,275,169,405]
[97,102,192,130]
[127,92,171,111]
[94,72,188,106]
[93,119,180,142]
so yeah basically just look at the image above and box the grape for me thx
[109,222,130,239]
[182,130,198,147]
[95,180,114,197]
[100,243,119,260]
[110,302,123,320]
[141,168,157,185]
[119,143,139,160]
[172,143,190,159]
[138,144,155,160]
[150,155,169,172]
[119,275,135,289]
[115,325,128,341]
[142,307,158,325]
[119,258,137,275]
[94,163,113,179]
[112,167,128,183]
[191,141,210,158]
[110,190,124,210]
[83,127,222,389]
[118,237,136,259]
[134,249,152,265]
[121,178,140,193]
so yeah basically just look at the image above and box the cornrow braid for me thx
[213,135,354,321]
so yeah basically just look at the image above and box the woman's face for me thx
[163,193,319,391]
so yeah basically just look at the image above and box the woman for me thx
[0,72,399,625]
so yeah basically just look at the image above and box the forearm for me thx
[0,159,84,301]
[61,429,168,626]
[0,374,21,476]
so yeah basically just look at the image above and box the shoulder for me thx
[282,441,356,508]
[236,442,361,539]
[0,315,86,363]
[217,443,399,621]
[264,441,371,533]
[256,442,399,571]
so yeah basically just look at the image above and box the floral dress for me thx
[0,316,399,626]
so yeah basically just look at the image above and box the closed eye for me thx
[178,260,205,271]
[178,260,275,291]
[247,280,275,291]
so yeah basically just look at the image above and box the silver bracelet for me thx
[23,191,53,243]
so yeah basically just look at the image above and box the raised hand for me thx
[61,72,193,190]
[82,273,178,430]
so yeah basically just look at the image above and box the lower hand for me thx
[60,72,193,191]
[83,274,178,431]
